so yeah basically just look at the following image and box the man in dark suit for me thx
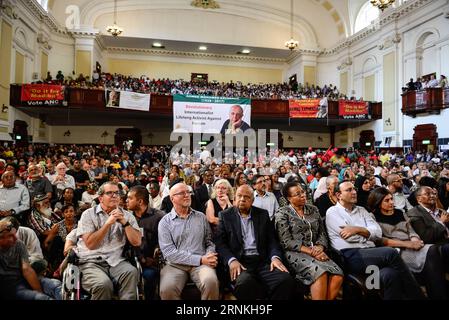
[220,105,251,135]
[194,169,214,213]
[215,185,297,300]
[407,186,449,245]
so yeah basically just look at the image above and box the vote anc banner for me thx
[289,99,323,118]
[339,100,369,119]
[105,90,150,112]
[173,94,251,133]
[21,84,65,106]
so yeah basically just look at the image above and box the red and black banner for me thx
[338,100,368,119]
[21,84,65,106]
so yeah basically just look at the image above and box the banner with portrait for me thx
[338,100,369,119]
[20,84,65,106]
[289,98,328,118]
[105,90,150,112]
[173,94,251,134]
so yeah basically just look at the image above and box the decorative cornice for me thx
[320,0,433,56]
[337,57,352,71]
[0,0,19,20]
[22,0,59,31]
[378,33,401,50]
[107,46,286,64]
[37,32,52,50]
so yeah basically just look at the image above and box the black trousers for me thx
[417,245,447,299]
[233,255,297,300]
[341,247,425,300]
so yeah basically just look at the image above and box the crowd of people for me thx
[2,142,449,300]
[403,74,448,92]
[41,71,347,100]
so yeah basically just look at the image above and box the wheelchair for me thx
[61,247,145,300]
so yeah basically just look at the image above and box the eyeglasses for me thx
[289,191,306,197]
[104,191,120,197]
[172,191,193,197]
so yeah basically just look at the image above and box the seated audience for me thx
[368,187,447,299]
[205,179,233,233]
[0,217,62,300]
[215,185,298,300]
[275,182,343,300]
[326,181,424,300]
[158,182,219,300]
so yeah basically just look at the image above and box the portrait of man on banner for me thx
[220,105,251,135]
[106,90,120,108]
[315,97,328,118]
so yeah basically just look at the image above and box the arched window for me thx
[36,0,48,11]
[354,2,379,33]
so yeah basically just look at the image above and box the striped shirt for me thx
[158,208,215,266]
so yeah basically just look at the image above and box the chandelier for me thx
[370,0,395,11]
[285,0,299,51]
[106,0,123,37]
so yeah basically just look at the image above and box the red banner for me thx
[338,100,368,119]
[289,99,321,118]
[21,84,64,102]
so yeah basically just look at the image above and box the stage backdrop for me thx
[105,90,150,112]
[173,94,251,133]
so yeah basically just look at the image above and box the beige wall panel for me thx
[0,21,12,122]
[107,58,283,84]
[363,74,375,102]
[76,50,91,79]
[304,66,316,86]
[383,52,395,132]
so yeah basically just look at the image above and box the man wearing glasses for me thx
[158,182,219,300]
[76,182,142,300]
[0,217,61,300]
[326,181,424,300]
[252,175,279,221]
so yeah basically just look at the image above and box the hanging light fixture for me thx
[106,0,123,37]
[370,0,395,12]
[285,0,299,51]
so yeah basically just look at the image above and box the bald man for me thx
[158,183,219,300]
[215,185,297,300]
[220,105,251,135]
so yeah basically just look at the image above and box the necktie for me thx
[207,184,212,197]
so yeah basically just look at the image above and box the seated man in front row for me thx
[215,185,297,300]
[326,181,424,300]
[0,217,61,300]
[76,181,142,300]
[158,182,219,300]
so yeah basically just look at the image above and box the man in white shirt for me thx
[326,181,424,300]
[252,175,279,220]
[386,174,413,213]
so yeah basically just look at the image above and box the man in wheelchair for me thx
[75,182,142,300]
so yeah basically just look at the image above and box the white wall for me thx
[48,34,75,78]
[280,131,331,149]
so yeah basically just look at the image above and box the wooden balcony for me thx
[10,84,382,122]
[402,87,449,117]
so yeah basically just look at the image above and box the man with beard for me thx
[386,174,413,213]
[27,194,54,241]
[0,171,30,222]
[25,165,52,202]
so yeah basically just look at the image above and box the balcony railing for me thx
[401,87,449,117]
[10,84,382,120]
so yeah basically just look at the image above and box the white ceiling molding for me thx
[106,46,287,64]
[79,0,320,48]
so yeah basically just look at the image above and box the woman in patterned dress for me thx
[275,182,343,300]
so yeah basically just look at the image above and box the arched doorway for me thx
[359,130,375,151]
[413,124,437,152]
[115,128,142,149]
[13,120,29,147]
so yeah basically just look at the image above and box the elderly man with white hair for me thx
[49,162,75,198]
[0,171,30,221]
